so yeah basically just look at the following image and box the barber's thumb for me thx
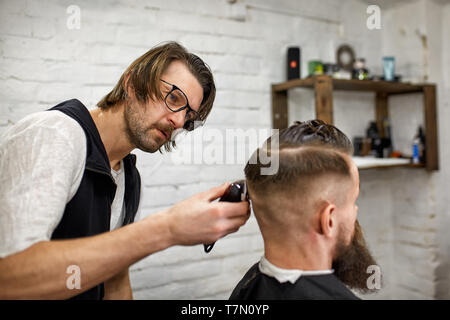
[206,182,230,202]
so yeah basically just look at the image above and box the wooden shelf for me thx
[353,156,424,170]
[358,163,425,170]
[273,77,426,94]
[271,75,439,171]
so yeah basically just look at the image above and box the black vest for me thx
[49,99,141,300]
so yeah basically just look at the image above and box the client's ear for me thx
[318,201,337,238]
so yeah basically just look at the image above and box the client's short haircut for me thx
[244,120,355,234]
[245,120,353,193]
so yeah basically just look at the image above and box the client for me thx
[230,120,379,300]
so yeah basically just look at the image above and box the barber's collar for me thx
[258,256,334,284]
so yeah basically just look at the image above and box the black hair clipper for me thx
[203,180,248,253]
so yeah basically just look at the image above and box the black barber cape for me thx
[229,262,360,300]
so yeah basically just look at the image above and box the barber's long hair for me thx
[97,41,216,125]
[245,120,354,193]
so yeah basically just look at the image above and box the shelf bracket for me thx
[314,75,334,124]
[271,86,288,129]
[375,92,389,138]
[423,85,439,171]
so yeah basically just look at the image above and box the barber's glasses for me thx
[160,79,201,131]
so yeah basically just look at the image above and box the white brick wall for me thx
[434,0,450,300]
[1,0,449,299]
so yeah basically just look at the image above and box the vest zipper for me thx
[85,167,117,186]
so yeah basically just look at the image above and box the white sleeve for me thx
[0,111,86,258]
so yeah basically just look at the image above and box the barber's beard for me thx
[124,99,174,153]
[332,220,380,293]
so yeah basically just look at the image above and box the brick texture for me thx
[1,0,449,299]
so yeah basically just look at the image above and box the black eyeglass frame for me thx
[160,79,201,131]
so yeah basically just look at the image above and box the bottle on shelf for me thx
[412,136,420,164]
[419,126,426,163]
[366,121,382,158]
[418,126,426,163]
[353,58,369,80]
[412,126,426,164]
[381,117,393,158]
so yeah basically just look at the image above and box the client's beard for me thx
[332,220,380,293]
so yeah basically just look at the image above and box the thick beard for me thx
[124,99,174,153]
[332,220,381,293]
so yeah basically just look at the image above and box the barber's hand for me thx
[164,182,251,246]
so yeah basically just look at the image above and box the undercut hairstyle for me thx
[245,120,354,200]
[277,120,353,154]
[97,41,216,124]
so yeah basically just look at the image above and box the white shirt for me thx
[110,160,125,230]
[258,256,334,284]
[0,110,126,258]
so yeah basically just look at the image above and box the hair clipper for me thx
[203,180,248,253]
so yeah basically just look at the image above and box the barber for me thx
[0,42,250,299]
